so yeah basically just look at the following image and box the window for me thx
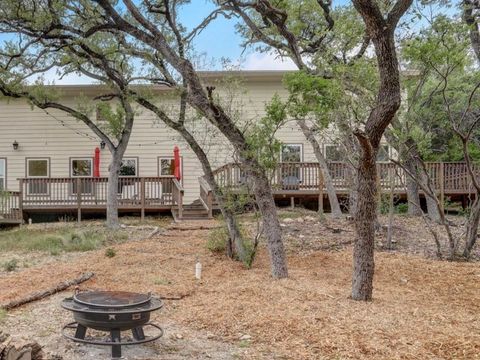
[71,158,93,177]
[0,159,5,191]
[324,145,344,162]
[280,144,303,162]
[158,157,183,194]
[120,158,138,177]
[71,158,93,194]
[280,144,303,187]
[159,157,183,177]
[377,145,390,162]
[26,158,50,195]
[324,145,346,179]
[159,157,175,176]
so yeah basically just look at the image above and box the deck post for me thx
[140,178,146,221]
[178,188,183,220]
[226,164,232,188]
[18,179,24,223]
[318,170,324,215]
[76,178,82,223]
[207,191,213,219]
[439,162,445,213]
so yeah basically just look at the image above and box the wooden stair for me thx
[172,200,212,221]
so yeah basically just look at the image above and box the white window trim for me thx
[26,158,50,178]
[280,143,304,162]
[377,144,391,163]
[158,156,184,189]
[70,158,93,178]
[120,157,139,177]
[0,158,5,190]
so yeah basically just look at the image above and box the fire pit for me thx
[62,291,163,359]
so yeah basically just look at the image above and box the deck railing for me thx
[0,191,22,223]
[198,176,214,218]
[212,161,480,195]
[16,176,182,221]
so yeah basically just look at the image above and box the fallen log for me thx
[0,272,94,311]
[166,225,221,231]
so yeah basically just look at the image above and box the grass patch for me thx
[0,226,128,254]
[207,225,260,268]
[2,259,18,272]
[105,248,116,258]
[0,308,6,323]
[153,277,172,286]
[207,227,228,253]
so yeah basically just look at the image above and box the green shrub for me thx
[3,259,18,272]
[207,225,260,268]
[105,248,116,258]
[395,203,408,214]
[206,227,227,253]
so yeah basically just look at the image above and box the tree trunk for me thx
[177,127,248,262]
[419,166,441,222]
[134,97,249,263]
[106,152,122,230]
[352,149,377,300]
[463,194,480,258]
[350,0,412,300]
[404,155,422,216]
[297,120,342,218]
[386,177,395,249]
[349,184,358,216]
[251,171,288,278]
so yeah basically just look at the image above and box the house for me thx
[0,71,473,224]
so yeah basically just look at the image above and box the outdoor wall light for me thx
[100,140,106,150]
[12,140,19,150]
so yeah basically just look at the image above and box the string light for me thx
[42,109,98,141]
[42,109,185,148]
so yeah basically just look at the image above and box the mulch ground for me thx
[0,215,479,359]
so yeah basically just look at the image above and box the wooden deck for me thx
[1,161,478,224]
[1,176,184,224]
[212,161,479,201]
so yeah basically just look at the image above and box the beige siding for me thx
[0,73,334,204]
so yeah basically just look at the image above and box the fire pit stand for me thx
[62,291,164,359]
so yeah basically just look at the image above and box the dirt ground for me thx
[0,211,479,359]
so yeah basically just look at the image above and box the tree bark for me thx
[386,177,395,249]
[297,120,342,218]
[350,0,412,300]
[352,144,377,300]
[463,0,480,64]
[106,153,122,229]
[404,154,422,216]
[251,171,288,277]
[418,165,441,222]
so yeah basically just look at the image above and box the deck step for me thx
[171,207,212,221]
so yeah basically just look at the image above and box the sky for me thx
[0,0,461,84]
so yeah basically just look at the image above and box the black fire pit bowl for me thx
[61,290,164,359]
